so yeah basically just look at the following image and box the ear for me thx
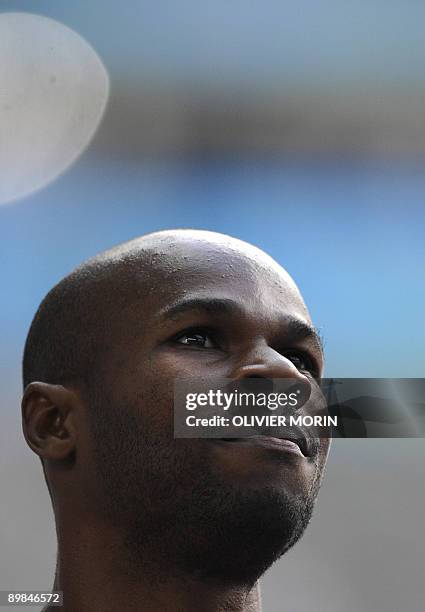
[21,382,79,461]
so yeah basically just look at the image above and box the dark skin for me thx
[22,230,330,612]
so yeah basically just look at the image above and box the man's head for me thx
[22,229,330,587]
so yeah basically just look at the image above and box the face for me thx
[80,235,330,584]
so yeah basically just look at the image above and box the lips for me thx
[220,434,311,457]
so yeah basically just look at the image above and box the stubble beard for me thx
[89,398,322,587]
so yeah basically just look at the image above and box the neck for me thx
[48,519,262,612]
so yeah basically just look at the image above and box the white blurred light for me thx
[0,12,109,205]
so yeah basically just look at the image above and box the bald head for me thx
[22,229,309,393]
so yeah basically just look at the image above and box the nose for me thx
[232,344,307,383]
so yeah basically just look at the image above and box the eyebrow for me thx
[159,297,244,319]
[283,317,324,355]
[158,296,324,355]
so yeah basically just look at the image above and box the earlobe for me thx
[21,382,78,461]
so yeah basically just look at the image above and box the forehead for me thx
[127,237,309,323]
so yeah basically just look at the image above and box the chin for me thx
[176,483,316,585]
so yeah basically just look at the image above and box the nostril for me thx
[236,376,274,395]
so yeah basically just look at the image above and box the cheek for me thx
[141,350,227,408]
[150,350,201,379]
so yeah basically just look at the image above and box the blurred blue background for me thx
[1,2,424,611]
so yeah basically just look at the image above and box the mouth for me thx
[218,435,310,457]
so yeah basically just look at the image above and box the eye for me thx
[175,329,217,348]
[284,352,316,375]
